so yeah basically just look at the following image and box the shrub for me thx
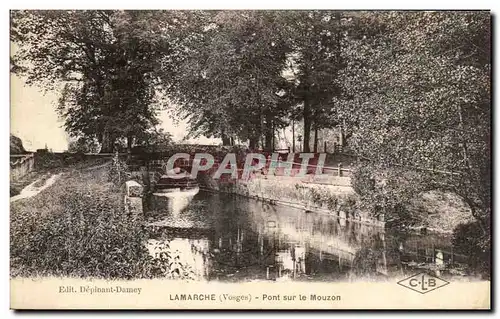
[351,164,427,225]
[10,167,193,280]
[10,185,21,197]
[107,153,130,186]
[453,222,491,279]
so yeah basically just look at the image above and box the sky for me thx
[10,74,219,152]
[10,75,68,152]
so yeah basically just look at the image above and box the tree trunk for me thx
[221,131,231,146]
[264,122,273,152]
[292,120,295,153]
[249,137,259,150]
[100,130,115,153]
[126,133,133,161]
[303,99,312,153]
[272,123,275,151]
[339,118,350,147]
[313,126,319,153]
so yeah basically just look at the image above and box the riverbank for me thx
[10,165,191,280]
[195,172,474,234]
[406,191,475,234]
[9,156,110,197]
[198,173,385,228]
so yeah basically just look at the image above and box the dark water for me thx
[144,191,476,282]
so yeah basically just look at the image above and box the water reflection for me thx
[145,191,473,282]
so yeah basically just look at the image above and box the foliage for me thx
[167,11,294,148]
[344,12,490,232]
[453,221,490,279]
[10,166,194,280]
[281,11,345,151]
[11,10,172,152]
[10,134,27,154]
[34,151,82,170]
[10,185,21,197]
[133,128,173,153]
[68,136,101,153]
[351,164,429,226]
[107,152,130,186]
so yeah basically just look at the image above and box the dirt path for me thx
[10,173,64,203]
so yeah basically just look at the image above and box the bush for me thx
[10,168,194,280]
[453,222,491,279]
[10,185,21,197]
[107,153,130,186]
[34,151,89,170]
[351,164,427,225]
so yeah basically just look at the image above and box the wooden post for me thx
[338,163,343,177]
[324,141,327,153]
[292,120,295,153]
[451,246,454,266]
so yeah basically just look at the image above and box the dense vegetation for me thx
[10,134,27,154]
[10,166,194,280]
[11,11,491,275]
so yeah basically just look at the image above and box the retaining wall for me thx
[198,174,385,228]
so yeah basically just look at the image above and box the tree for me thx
[343,12,490,232]
[11,10,173,153]
[280,11,345,152]
[133,127,173,152]
[10,134,27,154]
[68,136,101,153]
[167,11,294,149]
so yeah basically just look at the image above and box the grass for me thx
[10,171,45,197]
[10,157,110,197]
[10,163,194,280]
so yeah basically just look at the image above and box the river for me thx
[144,191,476,282]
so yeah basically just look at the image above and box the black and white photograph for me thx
[8,9,491,310]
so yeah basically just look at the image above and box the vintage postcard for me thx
[9,10,491,310]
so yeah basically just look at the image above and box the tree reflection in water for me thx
[145,191,480,282]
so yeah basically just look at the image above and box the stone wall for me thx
[198,174,385,228]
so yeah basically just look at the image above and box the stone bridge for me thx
[126,149,353,182]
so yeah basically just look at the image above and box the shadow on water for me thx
[143,191,482,282]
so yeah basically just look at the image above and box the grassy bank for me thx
[10,157,110,197]
[10,165,193,280]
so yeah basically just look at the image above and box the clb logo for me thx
[397,272,450,294]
